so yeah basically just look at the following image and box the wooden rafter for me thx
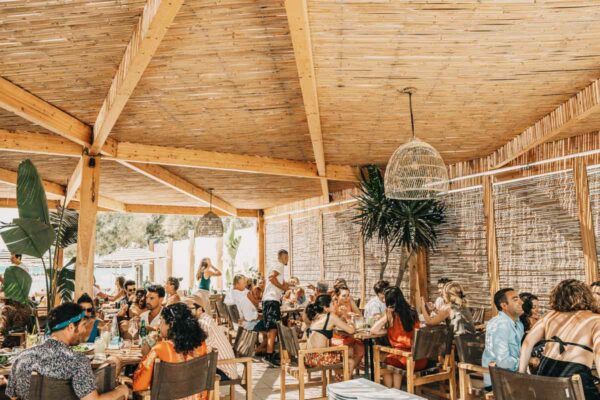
[65,158,84,206]
[91,0,185,155]
[118,161,237,216]
[285,0,329,202]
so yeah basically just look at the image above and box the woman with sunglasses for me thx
[133,303,209,399]
[77,293,105,343]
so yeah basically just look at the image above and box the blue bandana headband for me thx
[50,312,85,332]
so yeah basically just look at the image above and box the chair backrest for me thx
[412,325,453,360]
[150,350,218,400]
[233,326,258,357]
[277,322,300,362]
[215,300,232,324]
[455,332,485,365]
[227,304,241,325]
[469,307,486,325]
[94,362,117,393]
[489,365,586,400]
[29,372,78,400]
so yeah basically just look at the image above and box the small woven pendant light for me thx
[384,88,448,200]
[195,189,224,237]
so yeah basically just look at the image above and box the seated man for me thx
[139,284,165,332]
[226,275,264,331]
[364,280,390,319]
[481,288,524,389]
[6,302,129,400]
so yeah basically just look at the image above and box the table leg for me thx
[368,340,375,381]
[362,339,371,380]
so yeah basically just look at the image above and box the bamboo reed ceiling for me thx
[3,1,600,209]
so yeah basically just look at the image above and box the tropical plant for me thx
[225,226,242,286]
[0,160,77,312]
[353,165,446,286]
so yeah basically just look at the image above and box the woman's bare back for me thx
[542,310,600,366]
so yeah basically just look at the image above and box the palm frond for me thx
[50,206,79,248]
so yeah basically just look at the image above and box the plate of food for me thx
[71,343,95,355]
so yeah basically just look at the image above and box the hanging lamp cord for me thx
[209,189,213,212]
[408,91,415,140]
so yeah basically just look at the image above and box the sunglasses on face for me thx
[82,307,94,313]
[127,288,136,293]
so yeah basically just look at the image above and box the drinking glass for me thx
[128,320,138,342]
[94,337,106,356]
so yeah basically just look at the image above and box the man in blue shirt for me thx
[481,287,524,389]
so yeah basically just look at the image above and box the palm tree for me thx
[353,165,446,286]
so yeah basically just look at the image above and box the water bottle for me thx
[111,315,119,338]
[140,319,147,338]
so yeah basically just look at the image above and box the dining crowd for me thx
[0,249,599,399]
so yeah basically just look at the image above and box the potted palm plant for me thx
[353,165,445,286]
[0,160,77,313]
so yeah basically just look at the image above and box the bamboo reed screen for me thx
[265,220,290,278]
[291,216,321,285]
[323,209,362,296]
[428,187,490,310]
[364,238,410,299]
[584,166,600,278]
[494,171,585,309]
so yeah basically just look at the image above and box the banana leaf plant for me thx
[0,160,77,313]
[353,165,446,286]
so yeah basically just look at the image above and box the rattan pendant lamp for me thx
[195,189,224,237]
[384,88,449,200]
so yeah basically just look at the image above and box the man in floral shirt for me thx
[6,302,128,400]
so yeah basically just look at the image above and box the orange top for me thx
[133,340,208,399]
[386,314,427,370]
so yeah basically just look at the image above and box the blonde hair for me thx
[443,282,467,307]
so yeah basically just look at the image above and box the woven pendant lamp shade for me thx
[384,88,448,200]
[384,138,448,200]
[195,189,224,237]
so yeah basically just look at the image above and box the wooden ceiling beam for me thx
[285,0,329,202]
[487,79,600,169]
[91,0,185,155]
[118,161,238,216]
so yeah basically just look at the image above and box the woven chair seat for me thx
[287,361,345,374]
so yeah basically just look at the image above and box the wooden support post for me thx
[416,248,428,301]
[188,229,195,290]
[216,237,224,289]
[75,155,100,299]
[319,210,325,281]
[574,159,599,284]
[148,241,155,282]
[166,237,173,278]
[359,234,366,307]
[258,211,265,278]
[288,215,293,278]
[53,247,64,307]
[483,176,500,315]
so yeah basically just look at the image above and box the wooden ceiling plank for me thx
[91,0,185,155]
[118,161,237,215]
[0,77,92,148]
[285,0,329,201]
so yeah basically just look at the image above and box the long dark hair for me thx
[519,292,538,332]
[161,303,207,353]
[384,287,418,332]
[306,295,332,321]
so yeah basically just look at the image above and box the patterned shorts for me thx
[304,351,343,368]
[262,300,281,331]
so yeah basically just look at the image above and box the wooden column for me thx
[318,210,325,281]
[53,247,64,306]
[75,155,100,299]
[216,237,224,289]
[483,175,500,315]
[258,211,265,277]
[148,241,155,282]
[166,237,173,278]
[409,255,419,307]
[359,234,366,307]
[188,229,195,290]
[416,247,428,301]
[574,159,599,284]
[288,215,293,277]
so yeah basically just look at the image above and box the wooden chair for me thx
[218,326,257,400]
[227,304,242,330]
[94,362,118,394]
[215,299,236,340]
[468,307,485,325]
[134,351,219,400]
[455,333,487,400]
[373,325,457,399]
[277,322,350,400]
[489,364,586,400]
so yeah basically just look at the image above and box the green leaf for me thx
[50,207,79,248]
[16,160,50,226]
[0,218,55,258]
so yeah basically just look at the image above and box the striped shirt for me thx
[198,313,238,380]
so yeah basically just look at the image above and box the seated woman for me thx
[133,303,209,399]
[332,286,364,373]
[418,281,475,336]
[519,279,600,400]
[77,293,104,343]
[305,294,356,371]
[165,277,181,306]
[519,292,541,334]
[371,286,427,389]
[119,289,147,339]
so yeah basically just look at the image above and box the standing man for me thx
[262,249,290,366]
[481,288,524,390]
